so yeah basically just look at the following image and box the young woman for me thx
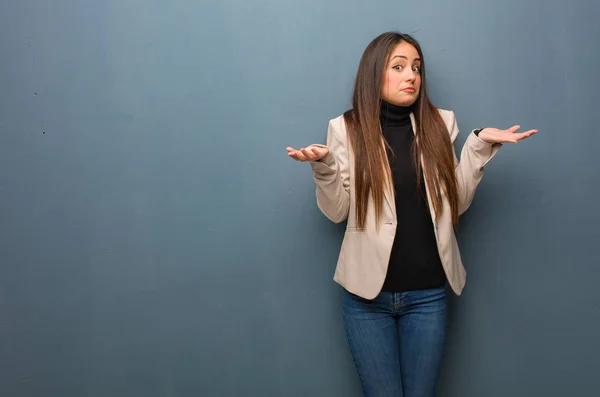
[286,32,538,397]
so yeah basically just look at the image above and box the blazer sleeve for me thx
[308,118,351,223]
[448,111,502,215]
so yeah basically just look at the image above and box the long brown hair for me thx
[344,32,459,229]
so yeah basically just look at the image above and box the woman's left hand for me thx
[478,125,539,144]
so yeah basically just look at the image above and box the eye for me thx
[392,65,403,71]
[412,65,421,73]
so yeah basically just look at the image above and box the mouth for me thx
[402,87,416,93]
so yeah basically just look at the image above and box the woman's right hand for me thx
[286,145,330,162]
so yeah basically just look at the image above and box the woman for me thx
[286,32,537,397]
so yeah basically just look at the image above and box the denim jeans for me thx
[342,285,448,397]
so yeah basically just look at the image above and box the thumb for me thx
[506,125,520,134]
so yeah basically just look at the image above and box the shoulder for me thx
[330,113,346,126]
[327,112,350,136]
[436,107,459,141]
[436,107,456,125]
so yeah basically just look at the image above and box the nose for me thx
[405,70,416,82]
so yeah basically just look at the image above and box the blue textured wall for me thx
[1,1,599,396]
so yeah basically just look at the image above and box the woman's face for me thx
[381,41,422,107]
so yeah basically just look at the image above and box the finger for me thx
[286,147,296,152]
[294,152,308,161]
[289,150,307,161]
[514,129,539,140]
[301,148,316,161]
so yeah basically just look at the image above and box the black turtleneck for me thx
[379,101,447,292]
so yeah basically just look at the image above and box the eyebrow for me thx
[390,55,421,62]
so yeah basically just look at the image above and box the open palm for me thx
[286,145,330,162]
[479,125,538,144]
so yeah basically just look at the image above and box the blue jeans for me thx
[342,286,448,397]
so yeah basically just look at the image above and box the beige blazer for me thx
[309,109,500,299]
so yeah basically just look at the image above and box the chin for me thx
[389,92,417,106]
[395,98,418,107]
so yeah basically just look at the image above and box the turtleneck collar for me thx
[380,100,413,127]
